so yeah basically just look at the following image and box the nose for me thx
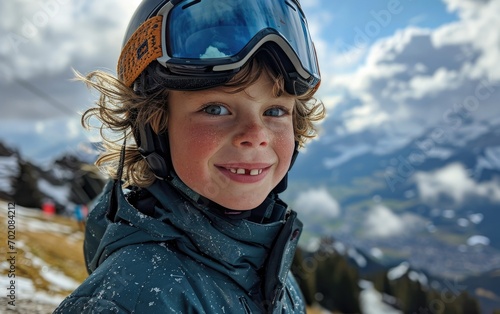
[233,118,269,148]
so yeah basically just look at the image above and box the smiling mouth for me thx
[227,168,263,176]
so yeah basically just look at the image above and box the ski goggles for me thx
[118,0,320,95]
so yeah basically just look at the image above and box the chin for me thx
[216,195,268,211]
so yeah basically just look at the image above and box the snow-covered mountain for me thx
[0,141,105,213]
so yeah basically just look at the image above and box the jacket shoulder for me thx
[55,242,204,313]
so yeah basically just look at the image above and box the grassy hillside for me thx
[0,200,86,313]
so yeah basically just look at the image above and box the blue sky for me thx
[0,0,499,163]
[305,0,457,46]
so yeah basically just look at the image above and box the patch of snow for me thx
[18,245,80,292]
[6,205,74,234]
[0,156,18,194]
[0,276,64,305]
[37,179,70,204]
[370,247,384,260]
[21,218,73,234]
[49,165,74,180]
[332,241,346,255]
[359,280,403,314]
[408,270,428,286]
[387,262,410,281]
[348,247,367,268]
[12,203,45,218]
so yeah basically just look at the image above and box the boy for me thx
[55,0,325,313]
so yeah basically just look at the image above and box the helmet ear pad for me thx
[134,122,172,180]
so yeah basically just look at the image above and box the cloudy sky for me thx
[1,0,499,164]
[321,0,500,153]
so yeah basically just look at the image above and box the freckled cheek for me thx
[273,127,296,172]
[186,125,217,149]
[170,124,223,178]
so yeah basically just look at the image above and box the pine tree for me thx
[291,247,316,305]
[315,250,337,310]
[372,270,392,296]
[315,249,361,313]
[334,258,361,313]
[457,291,481,314]
[406,280,427,313]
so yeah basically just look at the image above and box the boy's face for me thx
[167,74,296,210]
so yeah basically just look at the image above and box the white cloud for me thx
[325,0,500,143]
[442,0,490,19]
[294,188,340,219]
[0,0,142,124]
[363,205,424,238]
[414,162,500,205]
[0,0,141,80]
[0,0,143,162]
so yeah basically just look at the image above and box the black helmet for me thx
[118,0,320,95]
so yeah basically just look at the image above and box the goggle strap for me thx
[117,16,164,87]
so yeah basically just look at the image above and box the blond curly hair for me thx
[80,56,325,187]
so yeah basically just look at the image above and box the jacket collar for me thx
[146,179,287,293]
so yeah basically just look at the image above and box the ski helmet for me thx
[118,0,320,95]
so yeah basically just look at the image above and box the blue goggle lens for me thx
[166,0,319,81]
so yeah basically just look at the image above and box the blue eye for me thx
[203,104,230,115]
[264,107,287,117]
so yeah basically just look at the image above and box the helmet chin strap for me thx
[134,123,299,194]
[134,123,172,181]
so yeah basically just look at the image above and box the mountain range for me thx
[0,140,104,214]
[283,116,500,312]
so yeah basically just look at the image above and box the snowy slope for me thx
[0,156,18,195]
